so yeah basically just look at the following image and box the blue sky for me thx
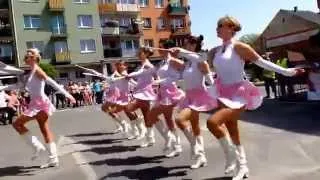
[189,0,319,49]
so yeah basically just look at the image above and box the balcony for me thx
[98,3,117,14]
[168,5,188,16]
[122,49,138,58]
[116,4,140,13]
[171,27,190,36]
[0,27,12,37]
[102,27,120,36]
[51,26,67,39]
[53,51,71,64]
[104,48,121,58]
[48,0,64,12]
[119,26,142,38]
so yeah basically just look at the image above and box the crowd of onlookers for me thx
[0,79,107,125]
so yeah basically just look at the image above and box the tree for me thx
[239,33,260,50]
[39,63,58,78]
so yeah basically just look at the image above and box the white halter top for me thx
[25,69,46,98]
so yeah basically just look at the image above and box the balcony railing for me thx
[168,5,188,15]
[104,48,121,58]
[53,51,71,63]
[119,26,142,37]
[48,0,64,11]
[102,27,120,35]
[51,26,67,38]
[171,26,190,36]
[122,49,138,57]
[99,3,117,13]
[0,27,12,37]
[99,3,139,14]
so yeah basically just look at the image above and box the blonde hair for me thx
[217,16,242,33]
[26,48,41,63]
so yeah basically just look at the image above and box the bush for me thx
[39,63,58,78]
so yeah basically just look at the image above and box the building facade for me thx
[6,0,104,83]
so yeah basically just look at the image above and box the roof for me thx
[281,9,320,25]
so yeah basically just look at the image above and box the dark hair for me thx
[139,47,154,57]
[186,35,204,52]
[162,40,176,49]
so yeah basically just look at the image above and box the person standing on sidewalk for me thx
[262,54,277,98]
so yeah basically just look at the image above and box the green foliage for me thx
[239,33,260,49]
[39,63,58,78]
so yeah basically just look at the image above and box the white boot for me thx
[21,132,46,161]
[136,116,146,140]
[40,142,59,169]
[191,152,207,169]
[154,122,174,152]
[127,120,139,140]
[190,136,207,169]
[233,145,249,180]
[182,127,196,159]
[165,130,182,158]
[140,127,155,147]
[219,136,237,175]
[111,121,123,134]
[120,120,129,133]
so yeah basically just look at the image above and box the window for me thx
[155,0,163,8]
[0,45,13,58]
[157,18,165,30]
[73,0,90,3]
[139,0,148,7]
[24,15,41,29]
[101,0,113,3]
[169,0,181,7]
[26,41,44,56]
[171,18,184,28]
[80,39,96,53]
[54,41,68,53]
[143,18,152,28]
[144,39,153,47]
[119,17,131,27]
[51,16,65,33]
[77,15,93,28]
[118,0,135,4]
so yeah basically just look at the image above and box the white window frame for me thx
[139,0,148,7]
[171,18,184,28]
[155,0,164,8]
[73,0,90,4]
[23,15,41,29]
[80,39,96,53]
[144,39,153,47]
[169,0,181,7]
[157,17,165,30]
[77,15,93,28]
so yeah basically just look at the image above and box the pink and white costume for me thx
[155,57,185,106]
[128,60,157,101]
[104,71,134,106]
[24,69,56,117]
[178,53,217,112]
[212,41,263,110]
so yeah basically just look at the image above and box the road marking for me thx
[58,136,98,180]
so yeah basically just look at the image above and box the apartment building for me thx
[98,0,191,73]
[5,0,104,82]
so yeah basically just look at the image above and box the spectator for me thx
[55,81,65,109]
[93,79,103,104]
[262,54,277,98]
[6,90,20,124]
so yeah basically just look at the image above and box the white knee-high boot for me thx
[136,116,146,140]
[191,136,207,169]
[182,126,196,158]
[127,120,139,140]
[40,142,59,168]
[219,136,237,175]
[155,121,175,152]
[165,129,182,158]
[232,145,249,180]
[140,127,155,147]
[21,132,46,160]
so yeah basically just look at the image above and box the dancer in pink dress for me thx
[170,35,217,169]
[145,40,185,156]
[206,16,303,180]
[1,49,75,168]
[126,47,157,146]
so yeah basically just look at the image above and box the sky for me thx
[189,0,319,49]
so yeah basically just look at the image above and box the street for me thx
[0,98,320,180]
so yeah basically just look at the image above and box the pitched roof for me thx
[281,9,320,25]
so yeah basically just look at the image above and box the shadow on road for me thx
[241,99,320,136]
[78,145,141,155]
[67,132,116,138]
[201,177,232,180]
[0,165,38,177]
[70,138,123,146]
[87,155,165,166]
[100,165,189,180]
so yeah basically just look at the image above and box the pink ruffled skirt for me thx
[23,96,56,117]
[212,79,263,110]
[133,84,157,101]
[104,88,131,106]
[155,84,185,106]
[178,88,217,112]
